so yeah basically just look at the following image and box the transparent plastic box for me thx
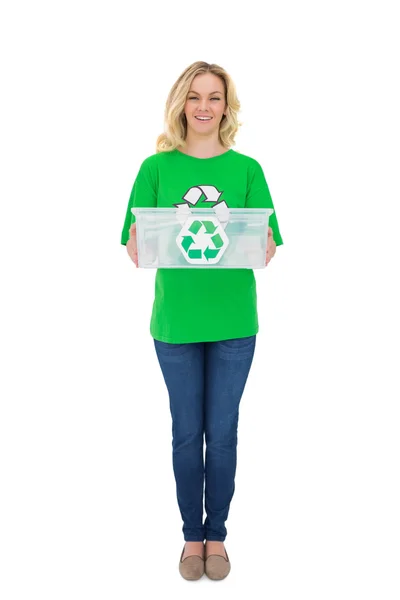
[131,206,274,269]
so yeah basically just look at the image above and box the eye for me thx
[187,96,221,101]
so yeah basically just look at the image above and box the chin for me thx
[191,121,218,133]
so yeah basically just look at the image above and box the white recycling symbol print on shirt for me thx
[174,185,230,228]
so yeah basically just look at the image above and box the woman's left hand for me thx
[266,227,276,266]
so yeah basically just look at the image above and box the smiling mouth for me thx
[195,116,213,121]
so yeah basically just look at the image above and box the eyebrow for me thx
[188,90,223,95]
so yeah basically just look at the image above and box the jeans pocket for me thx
[218,335,256,356]
[154,339,190,356]
[220,335,255,347]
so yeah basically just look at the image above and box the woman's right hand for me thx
[126,223,138,267]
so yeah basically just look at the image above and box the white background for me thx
[1,0,399,598]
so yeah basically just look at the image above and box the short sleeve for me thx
[245,160,283,246]
[120,157,158,245]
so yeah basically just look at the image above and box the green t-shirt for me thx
[121,148,283,343]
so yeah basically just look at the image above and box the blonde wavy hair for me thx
[156,61,241,153]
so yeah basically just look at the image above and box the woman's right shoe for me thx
[178,544,205,580]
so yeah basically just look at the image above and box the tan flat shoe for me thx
[205,546,231,580]
[178,545,205,581]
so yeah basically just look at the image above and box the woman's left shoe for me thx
[204,544,231,580]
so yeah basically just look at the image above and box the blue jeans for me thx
[154,335,257,541]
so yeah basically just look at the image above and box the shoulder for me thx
[138,152,160,170]
[142,149,181,164]
[138,150,178,171]
[230,151,266,185]
[229,150,263,171]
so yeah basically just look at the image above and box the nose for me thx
[199,98,209,111]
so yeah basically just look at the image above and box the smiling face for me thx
[183,72,227,138]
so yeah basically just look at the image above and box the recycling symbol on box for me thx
[174,185,230,265]
[176,217,229,264]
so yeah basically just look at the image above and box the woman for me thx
[121,61,283,581]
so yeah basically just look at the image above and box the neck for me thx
[182,132,228,158]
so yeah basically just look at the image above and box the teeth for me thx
[195,116,212,121]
